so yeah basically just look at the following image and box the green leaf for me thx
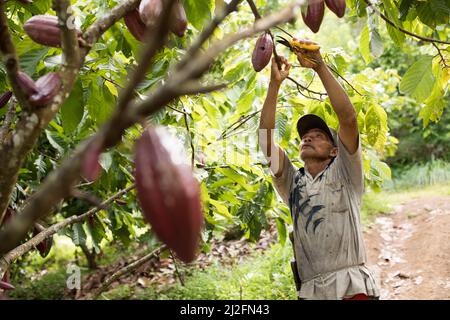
[400,56,435,102]
[72,223,87,246]
[184,0,214,30]
[275,218,287,247]
[60,80,84,134]
[45,130,68,155]
[365,104,388,154]
[359,25,372,64]
[99,152,113,172]
[19,48,49,76]
[383,0,405,46]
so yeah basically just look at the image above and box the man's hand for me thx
[293,38,324,70]
[270,56,291,86]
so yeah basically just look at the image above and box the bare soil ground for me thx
[364,195,450,300]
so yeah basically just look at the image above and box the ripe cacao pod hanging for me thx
[301,0,325,33]
[32,228,53,258]
[0,281,15,291]
[252,32,273,72]
[124,9,147,41]
[16,71,38,97]
[81,141,102,182]
[170,0,188,37]
[29,72,61,107]
[325,0,346,18]
[23,15,82,48]
[139,0,163,28]
[0,91,12,109]
[134,127,203,263]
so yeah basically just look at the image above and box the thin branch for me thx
[89,245,168,299]
[180,101,195,168]
[178,81,228,96]
[246,0,261,20]
[364,0,450,45]
[114,0,176,114]
[0,184,136,276]
[177,0,242,71]
[432,43,450,69]
[170,250,185,286]
[326,64,363,96]
[81,0,142,56]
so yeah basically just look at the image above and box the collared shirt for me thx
[272,135,380,300]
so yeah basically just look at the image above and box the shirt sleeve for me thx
[270,149,297,206]
[335,134,364,197]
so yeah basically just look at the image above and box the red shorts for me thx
[343,294,371,300]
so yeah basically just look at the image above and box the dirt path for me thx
[364,194,450,300]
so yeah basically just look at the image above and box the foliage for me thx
[0,0,448,293]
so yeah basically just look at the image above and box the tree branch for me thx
[364,0,450,45]
[0,184,136,277]
[89,245,168,299]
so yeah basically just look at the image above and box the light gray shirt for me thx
[272,135,380,299]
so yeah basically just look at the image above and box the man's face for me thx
[299,128,337,161]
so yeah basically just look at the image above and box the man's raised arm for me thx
[258,57,291,177]
[295,40,358,154]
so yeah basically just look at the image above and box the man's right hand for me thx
[270,56,291,86]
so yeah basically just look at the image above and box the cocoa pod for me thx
[17,71,38,97]
[124,9,147,41]
[252,33,273,72]
[301,0,325,33]
[139,0,163,28]
[29,72,61,106]
[134,127,203,263]
[18,0,33,4]
[81,141,102,182]
[0,91,12,109]
[0,281,15,291]
[170,0,188,37]
[33,228,53,258]
[23,15,82,48]
[325,0,346,18]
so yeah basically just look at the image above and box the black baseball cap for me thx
[296,114,337,146]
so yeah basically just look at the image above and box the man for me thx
[258,39,380,300]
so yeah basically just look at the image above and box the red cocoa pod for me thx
[325,0,346,18]
[82,141,102,182]
[301,0,325,33]
[0,280,15,291]
[23,15,82,48]
[170,0,188,37]
[134,127,204,263]
[0,91,12,109]
[252,32,273,72]
[124,9,147,41]
[29,72,61,106]
[33,228,53,258]
[17,71,38,97]
[139,0,163,28]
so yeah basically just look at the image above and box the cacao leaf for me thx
[301,0,325,33]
